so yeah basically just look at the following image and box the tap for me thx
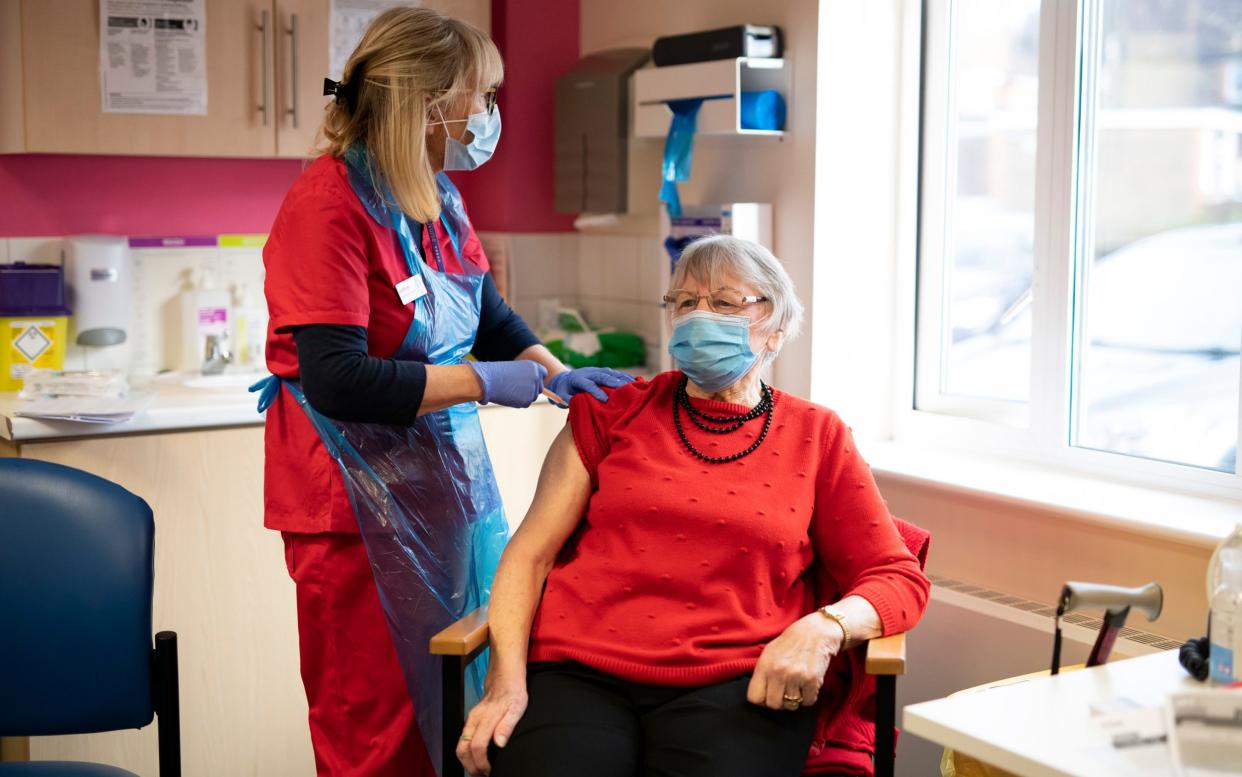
[202,332,233,375]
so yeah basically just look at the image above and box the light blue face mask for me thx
[439,105,502,171]
[668,310,760,392]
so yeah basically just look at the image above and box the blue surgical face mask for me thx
[667,310,760,392]
[438,105,501,171]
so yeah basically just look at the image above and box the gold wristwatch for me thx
[819,606,851,650]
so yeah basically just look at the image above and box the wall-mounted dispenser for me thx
[64,235,133,372]
[554,48,651,215]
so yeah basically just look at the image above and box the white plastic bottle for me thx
[227,282,269,372]
[243,283,269,370]
[1207,523,1242,685]
[179,268,231,372]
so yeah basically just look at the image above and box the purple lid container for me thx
[0,263,73,317]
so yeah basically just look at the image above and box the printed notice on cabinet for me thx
[100,0,207,115]
[329,0,421,81]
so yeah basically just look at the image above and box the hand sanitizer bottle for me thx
[1208,524,1242,685]
[179,268,231,373]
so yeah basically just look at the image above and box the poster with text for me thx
[100,0,207,115]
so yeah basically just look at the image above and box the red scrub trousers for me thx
[283,531,437,777]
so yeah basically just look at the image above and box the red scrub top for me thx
[261,154,489,533]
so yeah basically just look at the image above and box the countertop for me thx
[0,373,266,442]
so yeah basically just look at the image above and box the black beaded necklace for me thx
[673,375,775,464]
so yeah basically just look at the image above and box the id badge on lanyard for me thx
[393,216,445,306]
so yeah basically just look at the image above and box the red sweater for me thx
[527,371,930,775]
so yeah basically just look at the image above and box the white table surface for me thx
[903,650,1207,777]
[0,374,265,441]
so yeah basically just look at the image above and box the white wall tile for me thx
[640,238,671,305]
[219,247,265,294]
[601,237,640,302]
[481,231,528,303]
[617,301,643,333]
[8,236,64,265]
[579,297,608,330]
[507,235,536,296]
[637,302,666,344]
[513,297,539,328]
[534,235,566,297]
[557,233,580,299]
[578,236,606,299]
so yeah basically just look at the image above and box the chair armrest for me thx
[430,607,490,657]
[864,633,906,676]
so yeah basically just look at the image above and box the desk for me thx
[903,650,1205,777]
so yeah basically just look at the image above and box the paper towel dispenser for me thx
[555,48,650,214]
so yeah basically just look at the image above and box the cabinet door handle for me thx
[257,9,271,127]
[286,13,300,129]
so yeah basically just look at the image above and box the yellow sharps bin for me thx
[0,263,71,391]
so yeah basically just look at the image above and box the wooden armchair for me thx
[431,609,908,777]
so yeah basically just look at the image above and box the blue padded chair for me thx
[0,459,180,777]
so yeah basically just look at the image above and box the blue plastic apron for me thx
[252,149,508,772]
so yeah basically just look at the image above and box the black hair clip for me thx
[324,75,361,107]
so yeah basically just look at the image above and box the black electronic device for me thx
[652,25,782,68]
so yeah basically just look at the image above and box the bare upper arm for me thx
[505,422,592,567]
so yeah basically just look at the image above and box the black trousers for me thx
[488,662,823,777]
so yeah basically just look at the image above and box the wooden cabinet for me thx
[0,0,489,158]
[10,0,279,157]
[273,0,329,159]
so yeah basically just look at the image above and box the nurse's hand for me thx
[457,677,528,776]
[468,361,548,408]
[545,367,635,407]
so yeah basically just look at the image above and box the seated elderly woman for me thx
[457,235,930,777]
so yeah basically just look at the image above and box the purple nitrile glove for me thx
[467,360,549,408]
[546,367,636,407]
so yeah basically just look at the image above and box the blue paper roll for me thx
[740,89,786,131]
[659,98,705,217]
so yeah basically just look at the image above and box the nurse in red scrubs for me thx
[254,8,630,776]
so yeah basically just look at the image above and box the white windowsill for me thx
[863,441,1241,550]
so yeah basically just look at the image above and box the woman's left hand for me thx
[545,367,634,406]
[747,613,844,711]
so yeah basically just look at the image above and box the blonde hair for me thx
[318,7,503,222]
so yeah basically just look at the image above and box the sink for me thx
[180,373,264,390]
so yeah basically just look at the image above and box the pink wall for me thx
[0,0,579,239]
[453,0,579,233]
[0,154,304,238]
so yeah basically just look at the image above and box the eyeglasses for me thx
[661,289,769,314]
[436,88,498,117]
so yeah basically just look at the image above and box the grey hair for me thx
[669,235,804,356]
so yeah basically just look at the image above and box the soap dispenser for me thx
[178,268,231,372]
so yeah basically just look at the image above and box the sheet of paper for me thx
[1167,689,1242,777]
[1075,699,1178,776]
[329,0,421,80]
[100,0,207,115]
[15,394,153,425]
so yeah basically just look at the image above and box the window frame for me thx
[899,0,1242,500]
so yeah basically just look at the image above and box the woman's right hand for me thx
[456,676,528,777]
[467,360,548,408]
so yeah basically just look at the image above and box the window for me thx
[918,0,1040,421]
[914,0,1242,482]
